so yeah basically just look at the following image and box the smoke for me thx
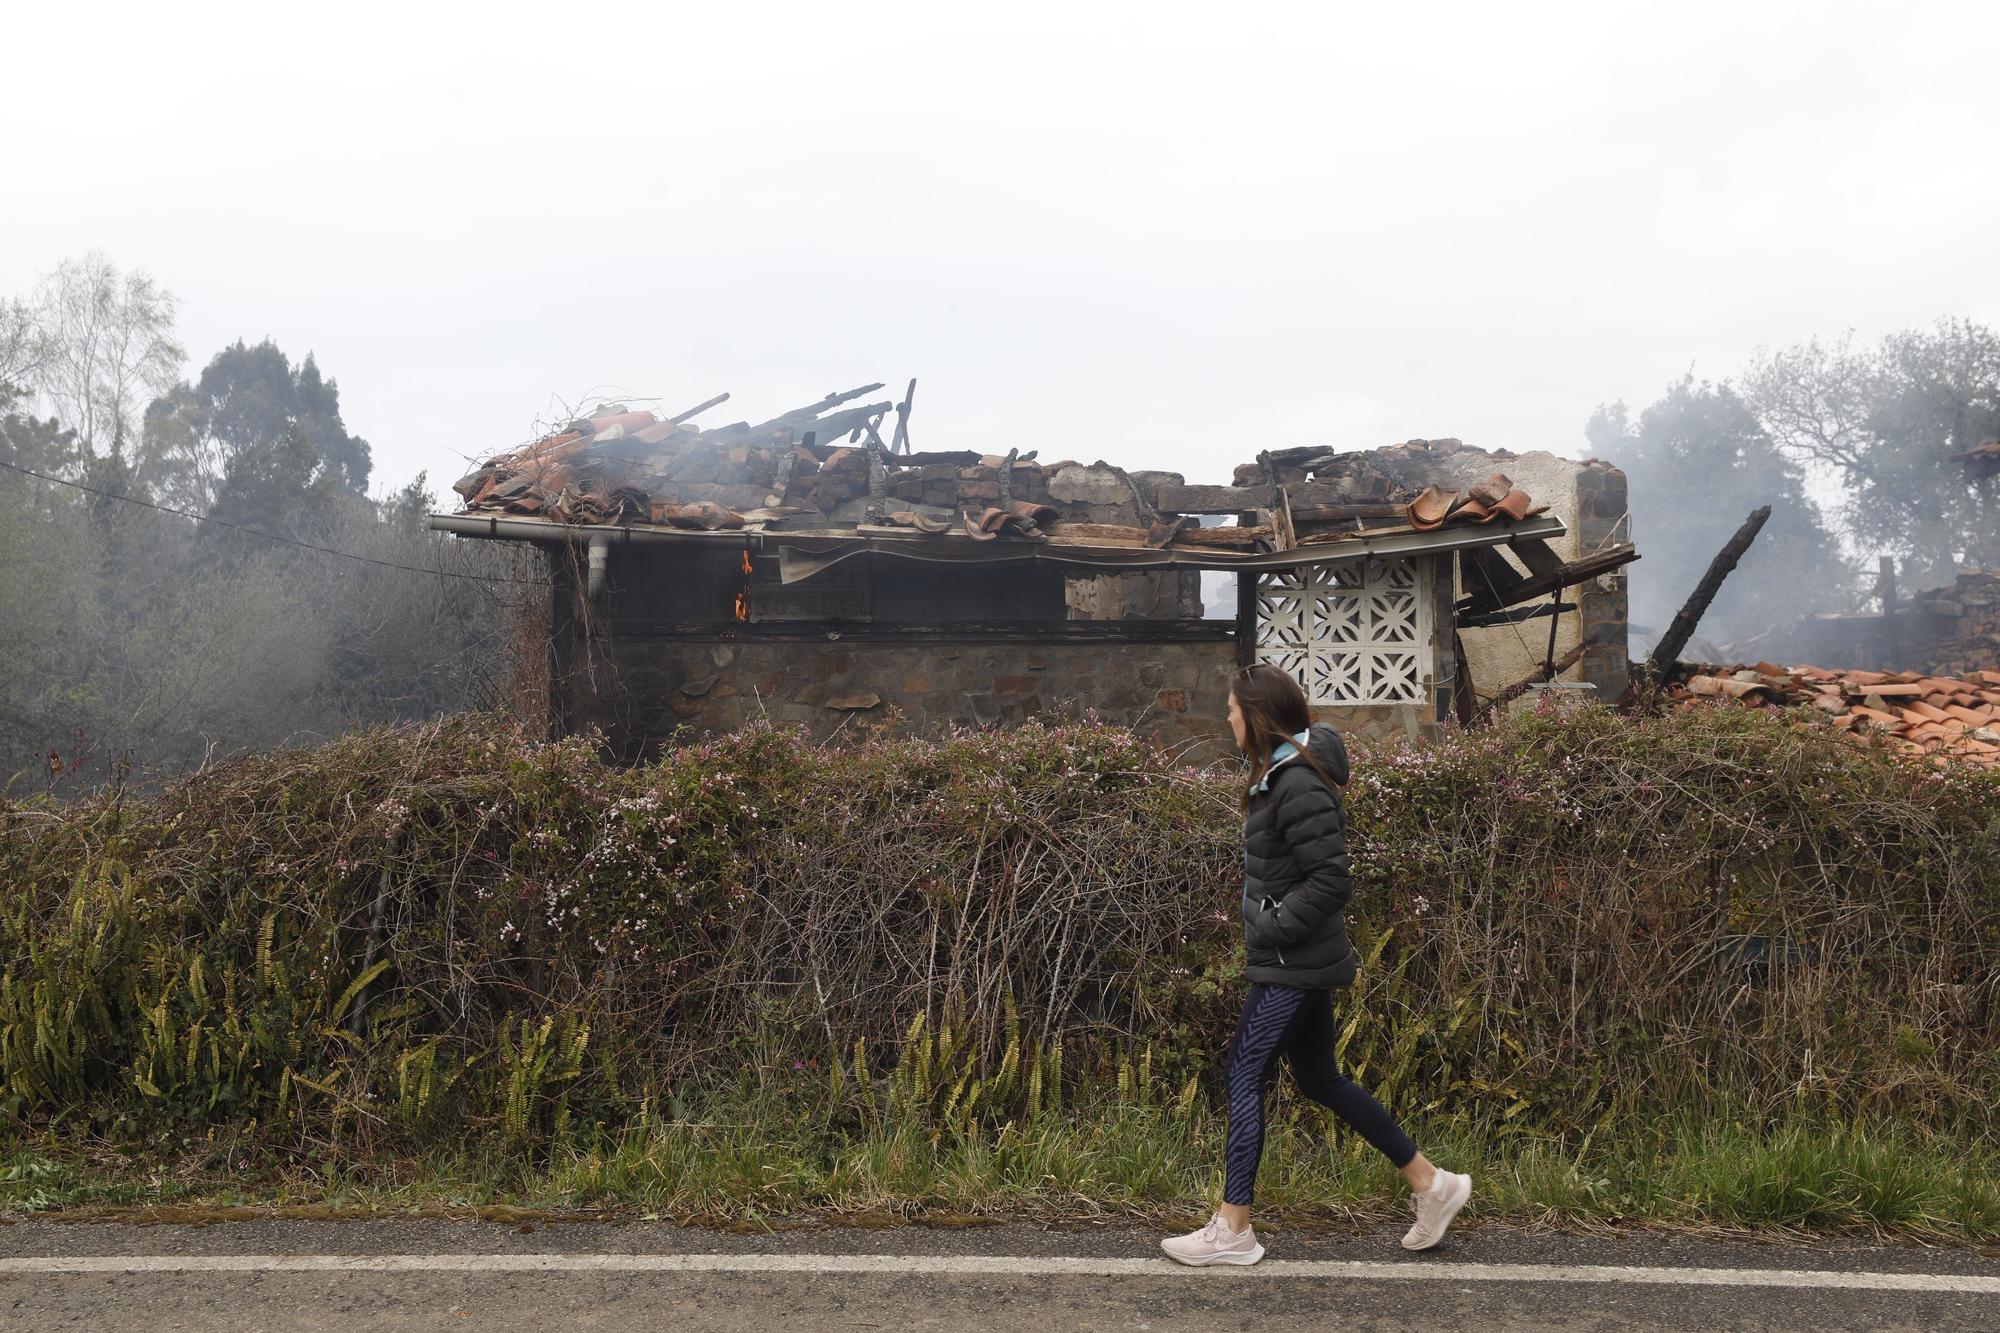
[0,446,541,795]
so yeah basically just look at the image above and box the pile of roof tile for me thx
[1674,663,2000,765]
[1406,471,1542,529]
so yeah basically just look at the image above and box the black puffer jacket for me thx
[1240,724,1358,988]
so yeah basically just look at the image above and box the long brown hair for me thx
[1232,662,1335,808]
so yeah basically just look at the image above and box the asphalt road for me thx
[2,1217,1996,1331]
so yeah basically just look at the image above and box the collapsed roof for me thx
[440,382,1582,576]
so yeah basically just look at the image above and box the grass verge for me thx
[6,1100,1996,1246]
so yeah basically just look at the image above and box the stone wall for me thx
[547,568,1445,763]
[1572,461,1632,700]
[554,614,1243,765]
[555,628,1459,762]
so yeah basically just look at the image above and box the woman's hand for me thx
[1244,895,1283,949]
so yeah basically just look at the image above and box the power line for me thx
[0,456,547,587]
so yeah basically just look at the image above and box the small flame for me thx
[734,551,753,621]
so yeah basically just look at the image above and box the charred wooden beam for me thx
[1644,506,1770,678]
[1274,486,1298,552]
[861,412,890,452]
[895,450,985,467]
[1450,629,1478,726]
[743,384,886,437]
[1542,585,1563,674]
[1474,641,1589,723]
[1045,522,1150,547]
[1236,570,1260,667]
[891,378,917,455]
[1457,599,1578,629]
[1148,482,1412,514]
[614,619,1239,644]
[1459,545,1528,609]
[1507,535,1567,578]
[1169,523,1271,546]
[669,391,732,424]
[784,402,900,457]
[1290,503,1409,523]
[1457,544,1639,616]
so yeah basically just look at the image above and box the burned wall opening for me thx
[595,547,1071,631]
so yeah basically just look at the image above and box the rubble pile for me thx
[1675,662,2000,765]
[1899,569,2000,676]
[448,386,1551,551]
[451,387,900,527]
[1229,438,1507,493]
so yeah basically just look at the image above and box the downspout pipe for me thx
[586,534,609,601]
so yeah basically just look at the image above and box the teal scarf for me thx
[1248,729,1313,796]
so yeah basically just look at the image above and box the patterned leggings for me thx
[1223,982,1418,1206]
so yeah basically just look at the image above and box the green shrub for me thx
[0,704,1994,1163]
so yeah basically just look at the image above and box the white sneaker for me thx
[1160,1213,1266,1267]
[1402,1169,1472,1251]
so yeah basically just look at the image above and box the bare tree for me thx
[32,253,185,459]
[0,295,51,391]
[1740,331,1881,482]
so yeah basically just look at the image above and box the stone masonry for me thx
[1573,460,1632,699]
[557,627,1240,765]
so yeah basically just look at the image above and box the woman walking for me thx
[1162,663,1471,1266]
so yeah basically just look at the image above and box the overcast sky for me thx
[7,0,1997,497]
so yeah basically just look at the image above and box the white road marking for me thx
[0,1253,1995,1294]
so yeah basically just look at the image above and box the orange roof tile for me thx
[1678,656,2000,768]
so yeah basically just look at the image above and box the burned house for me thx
[1758,565,2000,680]
[432,384,1634,761]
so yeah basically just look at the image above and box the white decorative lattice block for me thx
[1255,557,1432,705]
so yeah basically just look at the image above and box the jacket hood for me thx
[1304,720,1352,784]
[1263,722,1350,787]
[1298,722,1351,786]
